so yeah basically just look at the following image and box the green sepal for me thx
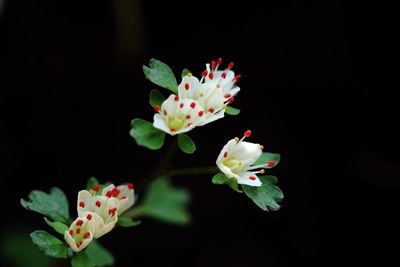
[85,240,115,267]
[254,152,281,168]
[30,230,68,259]
[242,175,284,211]
[44,218,69,235]
[225,106,240,115]
[149,88,166,107]
[143,58,178,94]
[71,251,95,267]
[181,68,191,77]
[177,133,196,154]
[211,173,242,193]
[21,187,70,225]
[117,217,141,227]
[130,118,166,150]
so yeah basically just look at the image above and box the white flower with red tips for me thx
[178,58,241,126]
[101,183,135,214]
[152,94,205,135]
[216,130,271,187]
[64,214,96,252]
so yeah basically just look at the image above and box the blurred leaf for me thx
[21,187,70,225]
[181,68,191,77]
[177,134,196,154]
[139,176,191,225]
[242,175,284,211]
[143,58,178,94]
[211,173,242,193]
[1,228,54,267]
[71,251,95,267]
[117,217,141,227]
[44,217,68,235]
[254,152,281,168]
[85,240,114,266]
[130,118,166,150]
[30,230,68,259]
[225,106,240,115]
[86,177,99,191]
[149,88,166,107]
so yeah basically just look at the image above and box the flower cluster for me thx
[64,183,135,252]
[153,58,241,135]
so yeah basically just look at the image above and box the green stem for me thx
[162,166,219,176]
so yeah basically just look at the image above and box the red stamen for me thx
[224,94,231,98]
[69,229,73,235]
[121,196,127,200]
[96,201,101,207]
[221,72,227,79]
[108,208,117,216]
[244,130,252,137]
[76,228,81,234]
[227,62,234,69]
[249,176,256,180]
[233,74,241,83]
[174,95,179,101]
[106,191,112,198]
[163,110,167,116]
[217,57,222,65]
[227,97,235,104]
[170,128,176,132]
[87,214,92,220]
[208,72,214,79]
[153,105,161,112]
[190,102,196,108]
[93,185,100,192]
[201,70,208,77]
[83,232,90,239]
[267,161,275,167]
[186,114,191,119]
[208,108,215,113]
[76,220,83,226]
[187,123,193,127]
[111,188,120,197]
[185,83,190,90]
[211,60,217,69]
[224,152,228,158]
[198,111,204,117]
[128,183,134,190]
[76,242,81,248]
[79,201,85,208]
[180,103,184,108]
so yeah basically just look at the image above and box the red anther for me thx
[87,214,92,220]
[221,72,227,79]
[184,83,190,90]
[128,183,134,190]
[106,191,112,198]
[208,108,215,113]
[95,201,101,207]
[244,130,252,137]
[267,161,275,167]
[170,128,176,132]
[211,60,217,69]
[76,228,81,234]
[187,123,193,127]
[208,72,214,79]
[76,220,83,226]
[174,95,179,101]
[108,208,117,216]
[217,57,222,65]
[180,103,184,108]
[76,242,81,248]
[224,152,228,158]
[185,114,191,119]
[79,201,85,208]
[93,185,100,192]
[79,241,83,246]
[198,110,204,116]
[224,94,231,98]
[233,74,241,83]
[153,105,161,112]
[121,196,127,200]
[249,176,256,180]
[111,188,120,197]
[227,62,234,69]
[190,102,196,108]
[69,230,73,235]
[227,97,235,104]
[163,110,167,116]
[201,70,208,77]
[83,232,90,239]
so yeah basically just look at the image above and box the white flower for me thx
[101,183,135,214]
[178,58,241,126]
[152,94,205,135]
[64,213,96,252]
[77,190,119,238]
[216,130,269,187]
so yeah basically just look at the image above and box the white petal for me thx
[227,86,240,97]
[77,190,95,213]
[216,163,241,179]
[237,173,262,187]
[116,185,135,214]
[216,139,238,163]
[101,184,115,196]
[231,141,262,164]
[153,113,172,135]
[198,110,225,126]
[64,230,80,252]
[178,75,201,99]
[93,216,117,238]
[161,94,178,116]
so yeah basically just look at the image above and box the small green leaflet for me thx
[130,118,165,150]
[85,240,115,267]
[181,68,191,77]
[254,152,281,168]
[117,217,141,227]
[44,218,69,235]
[71,251,95,267]
[21,187,70,225]
[149,89,166,107]
[211,173,242,193]
[242,175,284,211]
[225,106,240,115]
[30,230,68,259]
[143,58,178,94]
[177,134,196,154]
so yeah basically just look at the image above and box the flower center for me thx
[223,158,243,174]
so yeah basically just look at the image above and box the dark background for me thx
[1,0,399,266]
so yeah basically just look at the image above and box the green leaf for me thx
[86,177,100,191]
[21,187,70,225]
[143,58,178,94]
[139,176,191,225]
[149,88,166,107]
[181,68,191,77]
[225,106,241,115]
[85,240,114,267]
[254,152,281,168]
[211,173,242,193]
[30,230,68,259]
[44,218,68,235]
[242,175,284,211]
[71,251,95,267]
[177,134,196,154]
[117,217,141,227]
[130,118,166,150]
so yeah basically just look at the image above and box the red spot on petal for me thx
[185,83,190,90]
[267,161,275,167]
[83,232,90,239]
[79,201,85,208]
[163,110,168,116]
[227,97,235,104]
[224,152,228,158]
[96,201,101,207]
[224,94,231,98]
[106,191,112,198]
[69,230,73,235]
[185,114,191,119]
[201,70,208,77]
[121,196,127,200]
[187,123,193,127]
[76,242,81,248]
[244,130,252,137]
[87,214,92,220]
[190,102,196,108]
[93,185,100,192]
[221,72,227,79]
[249,176,256,180]
[76,220,83,226]
[153,105,161,112]
[208,108,215,113]
[180,103,184,108]
[108,208,117,216]
[170,128,176,132]
[174,95,179,101]
[198,110,204,117]
[111,188,120,197]
[76,228,81,234]
[208,72,214,79]
[227,62,234,69]
[128,183,134,190]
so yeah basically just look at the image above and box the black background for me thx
[1,0,399,266]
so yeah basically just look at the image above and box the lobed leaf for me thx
[71,251,95,267]
[117,217,141,227]
[211,173,242,193]
[30,230,68,259]
[254,152,281,168]
[130,118,165,150]
[149,88,166,107]
[143,58,178,94]
[85,240,114,267]
[44,218,69,235]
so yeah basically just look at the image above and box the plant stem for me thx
[161,166,219,176]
